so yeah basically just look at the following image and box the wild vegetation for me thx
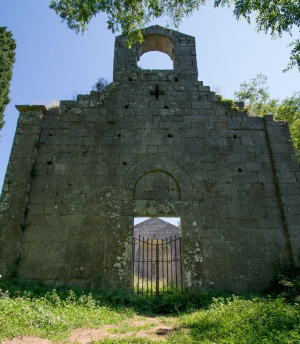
[1,265,300,343]
[0,27,16,130]
[234,74,300,162]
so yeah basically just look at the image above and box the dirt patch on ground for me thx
[70,327,122,343]
[2,337,51,344]
[130,317,160,327]
[70,321,176,343]
[2,317,177,343]
[135,325,175,340]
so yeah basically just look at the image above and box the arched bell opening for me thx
[137,51,173,70]
[137,34,175,70]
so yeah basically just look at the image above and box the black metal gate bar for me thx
[132,237,135,292]
[166,237,169,290]
[142,236,144,294]
[156,240,159,296]
[162,239,164,293]
[175,235,178,290]
[170,237,173,291]
[179,237,183,291]
[147,236,149,295]
[151,238,153,296]
[137,235,141,293]
[133,236,183,296]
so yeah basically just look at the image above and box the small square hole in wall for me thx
[125,105,129,109]
[175,77,178,82]
[168,133,173,138]
[164,105,169,109]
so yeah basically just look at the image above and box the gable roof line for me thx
[134,217,180,230]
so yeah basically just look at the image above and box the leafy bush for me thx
[0,27,16,130]
[270,264,300,303]
[218,95,241,111]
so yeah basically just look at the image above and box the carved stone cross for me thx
[150,85,164,101]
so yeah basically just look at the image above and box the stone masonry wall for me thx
[1,26,300,292]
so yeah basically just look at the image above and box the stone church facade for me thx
[1,25,300,292]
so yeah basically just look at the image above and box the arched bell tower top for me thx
[113,25,198,81]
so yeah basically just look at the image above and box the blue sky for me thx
[0,0,299,196]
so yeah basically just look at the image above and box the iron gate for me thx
[132,236,183,296]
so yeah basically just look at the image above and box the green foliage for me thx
[0,282,133,341]
[98,337,163,343]
[176,296,300,343]
[218,95,241,111]
[285,39,300,72]
[276,92,300,160]
[234,74,273,116]
[235,74,300,162]
[0,278,230,316]
[271,264,300,303]
[49,0,205,47]
[2,278,300,343]
[50,1,300,69]
[0,27,16,130]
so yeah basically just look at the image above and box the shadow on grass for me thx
[0,277,240,315]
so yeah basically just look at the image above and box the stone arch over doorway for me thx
[121,156,192,201]
[134,170,180,200]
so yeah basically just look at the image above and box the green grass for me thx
[98,339,165,343]
[170,296,300,343]
[1,275,300,343]
[0,287,134,341]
